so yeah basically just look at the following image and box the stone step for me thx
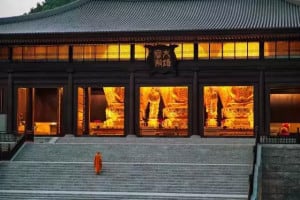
[0,162,250,194]
[14,143,253,164]
[0,192,248,200]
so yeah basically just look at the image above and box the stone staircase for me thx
[0,136,254,200]
[262,145,300,200]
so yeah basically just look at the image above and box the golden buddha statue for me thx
[162,87,188,129]
[222,86,253,129]
[103,87,124,128]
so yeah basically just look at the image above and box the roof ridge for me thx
[0,0,92,25]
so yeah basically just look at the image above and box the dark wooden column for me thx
[192,71,199,136]
[194,43,198,61]
[67,70,73,135]
[25,88,34,141]
[259,40,264,60]
[199,83,204,137]
[7,71,13,133]
[259,70,266,138]
[83,87,89,135]
[128,72,135,135]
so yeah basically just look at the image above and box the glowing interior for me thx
[270,93,300,136]
[17,88,63,135]
[204,86,254,136]
[139,86,188,136]
[77,87,125,136]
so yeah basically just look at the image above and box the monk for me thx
[94,152,102,175]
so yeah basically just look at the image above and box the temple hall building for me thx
[0,0,299,138]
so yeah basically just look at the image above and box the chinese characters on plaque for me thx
[145,45,177,75]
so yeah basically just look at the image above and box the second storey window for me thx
[73,44,131,61]
[0,47,9,61]
[12,45,68,62]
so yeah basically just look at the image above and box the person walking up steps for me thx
[94,152,102,175]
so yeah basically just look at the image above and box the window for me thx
[203,86,254,136]
[12,45,69,61]
[264,41,300,59]
[0,47,9,61]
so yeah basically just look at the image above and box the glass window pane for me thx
[174,44,183,60]
[0,47,9,61]
[290,41,300,58]
[74,46,85,61]
[23,46,35,60]
[135,44,147,61]
[119,44,130,60]
[139,86,188,136]
[264,42,276,58]
[107,44,119,60]
[95,44,107,60]
[58,45,69,61]
[84,45,95,61]
[248,42,259,59]
[47,46,58,61]
[235,42,247,59]
[210,43,222,59]
[276,41,289,58]
[182,43,194,60]
[223,42,235,59]
[13,47,23,61]
[198,43,209,59]
[35,46,46,60]
[204,86,254,136]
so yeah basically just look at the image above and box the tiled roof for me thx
[0,0,299,34]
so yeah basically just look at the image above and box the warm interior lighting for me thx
[235,42,247,58]
[264,42,276,58]
[17,87,62,135]
[95,45,107,60]
[204,86,254,136]
[77,86,125,136]
[58,45,69,61]
[248,42,259,58]
[198,43,209,59]
[270,93,300,135]
[35,46,46,60]
[223,43,235,59]
[290,41,300,58]
[140,86,188,136]
[0,47,9,60]
[119,44,130,60]
[174,43,194,60]
[276,41,289,58]
[210,43,222,59]
[107,44,119,60]
[135,44,147,60]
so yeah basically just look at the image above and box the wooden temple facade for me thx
[0,0,299,137]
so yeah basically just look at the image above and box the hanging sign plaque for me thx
[145,45,177,75]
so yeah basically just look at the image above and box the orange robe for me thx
[94,153,102,174]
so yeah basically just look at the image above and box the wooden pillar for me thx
[7,71,13,133]
[194,43,198,61]
[259,40,264,60]
[130,44,135,62]
[129,72,135,135]
[259,70,265,138]
[25,88,34,141]
[67,71,73,135]
[192,71,199,136]
[83,87,89,135]
[199,83,204,137]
